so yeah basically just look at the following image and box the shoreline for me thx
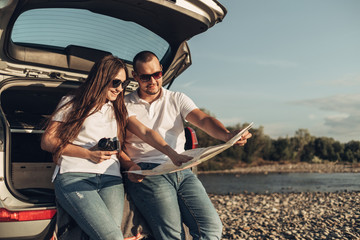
[210,191,360,239]
[200,162,360,239]
[198,162,360,174]
[204,162,360,239]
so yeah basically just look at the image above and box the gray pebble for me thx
[210,191,360,239]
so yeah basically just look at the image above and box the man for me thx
[123,51,252,240]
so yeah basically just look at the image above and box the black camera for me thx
[97,137,120,151]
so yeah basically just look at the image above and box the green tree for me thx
[270,137,292,161]
[183,108,360,171]
[343,141,360,163]
[300,140,315,162]
[292,129,313,161]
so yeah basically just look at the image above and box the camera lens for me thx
[98,138,112,150]
[98,137,120,151]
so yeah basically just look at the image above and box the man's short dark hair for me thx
[132,51,159,72]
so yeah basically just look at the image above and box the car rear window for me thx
[11,8,169,62]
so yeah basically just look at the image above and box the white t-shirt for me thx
[124,88,197,164]
[52,96,122,180]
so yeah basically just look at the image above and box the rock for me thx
[210,191,360,240]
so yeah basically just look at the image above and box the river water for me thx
[198,172,360,194]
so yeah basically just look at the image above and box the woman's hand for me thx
[127,164,145,183]
[127,116,193,166]
[170,153,193,167]
[88,150,118,164]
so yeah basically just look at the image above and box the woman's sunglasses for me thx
[112,79,131,89]
[138,71,163,82]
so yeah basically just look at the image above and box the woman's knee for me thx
[202,215,223,239]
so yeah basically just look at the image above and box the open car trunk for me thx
[1,79,78,203]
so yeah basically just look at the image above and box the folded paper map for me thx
[127,122,254,176]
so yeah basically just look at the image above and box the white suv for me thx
[0,0,226,239]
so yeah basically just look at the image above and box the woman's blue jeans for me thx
[125,163,222,240]
[54,173,124,240]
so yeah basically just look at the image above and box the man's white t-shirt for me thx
[124,88,197,164]
[52,96,121,180]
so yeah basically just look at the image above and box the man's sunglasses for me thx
[138,71,163,82]
[112,79,131,89]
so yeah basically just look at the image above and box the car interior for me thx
[1,81,78,202]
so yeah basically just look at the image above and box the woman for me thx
[41,55,191,240]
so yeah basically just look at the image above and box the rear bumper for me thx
[0,218,55,240]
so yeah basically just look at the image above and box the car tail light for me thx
[124,233,143,240]
[0,208,56,222]
[184,127,198,150]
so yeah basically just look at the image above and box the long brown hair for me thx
[49,55,128,160]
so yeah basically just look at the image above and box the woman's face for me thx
[106,68,127,102]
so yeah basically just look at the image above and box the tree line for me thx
[185,111,360,171]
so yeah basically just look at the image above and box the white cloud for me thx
[294,94,360,114]
[193,52,298,68]
[254,59,298,68]
[325,113,350,121]
[181,81,196,88]
[315,74,360,87]
[262,122,298,139]
[307,114,317,120]
[324,115,360,134]
[219,117,244,126]
[291,94,360,141]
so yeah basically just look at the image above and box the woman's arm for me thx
[118,151,144,183]
[127,116,192,166]
[41,121,117,164]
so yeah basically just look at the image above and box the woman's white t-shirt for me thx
[52,96,121,180]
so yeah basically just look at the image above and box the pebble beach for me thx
[206,163,360,240]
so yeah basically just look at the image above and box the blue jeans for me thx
[54,173,124,240]
[125,163,222,240]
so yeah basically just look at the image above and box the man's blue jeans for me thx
[54,173,124,240]
[125,163,222,240]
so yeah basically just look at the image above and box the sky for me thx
[171,0,360,143]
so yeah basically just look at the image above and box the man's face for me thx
[133,57,163,96]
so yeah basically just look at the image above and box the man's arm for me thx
[185,108,252,145]
[127,116,192,166]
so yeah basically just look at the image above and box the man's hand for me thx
[234,130,252,146]
[127,164,145,183]
[170,153,193,167]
